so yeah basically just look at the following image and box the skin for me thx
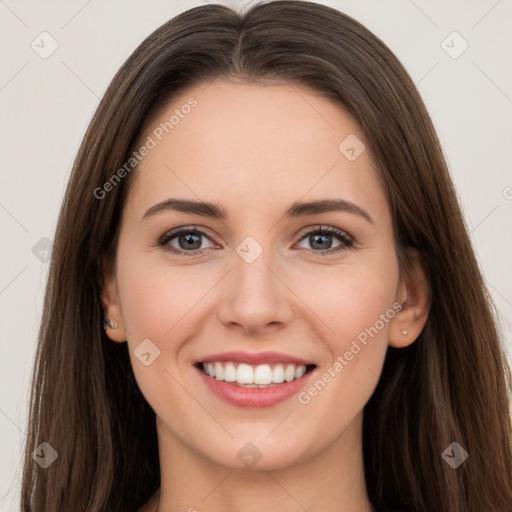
[102,79,430,512]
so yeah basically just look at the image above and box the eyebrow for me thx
[142,198,373,224]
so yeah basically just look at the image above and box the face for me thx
[103,79,421,471]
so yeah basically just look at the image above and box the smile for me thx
[194,352,317,408]
[198,361,315,387]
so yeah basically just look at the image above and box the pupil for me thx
[311,233,331,250]
[181,233,201,250]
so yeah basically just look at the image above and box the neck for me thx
[153,412,374,512]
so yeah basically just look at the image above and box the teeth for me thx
[254,364,272,385]
[284,364,296,382]
[223,362,237,382]
[272,365,285,383]
[295,365,306,379]
[200,362,310,386]
[237,364,254,384]
[214,362,224,380]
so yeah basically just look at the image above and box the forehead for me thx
[127,79,387,220]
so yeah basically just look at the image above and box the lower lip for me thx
[196,366,316,408]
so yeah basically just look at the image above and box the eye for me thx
[159,225,354,256]
[294,225,354,255]
[159,227,216,255]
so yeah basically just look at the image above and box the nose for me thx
[216,247,294,336]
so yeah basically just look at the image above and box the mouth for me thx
[195,361,316,387]
[194,359,317,408]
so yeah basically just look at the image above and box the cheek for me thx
[294,256,398,414]
[293,260,399,348]
[117,254,211,341]
[114,253,210,411]
[118,240,399,356]
[292,283,392,434]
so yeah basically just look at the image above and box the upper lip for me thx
[194,351,315,366]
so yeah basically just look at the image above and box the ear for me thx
[389,248,430,348]
[100,257,128,343]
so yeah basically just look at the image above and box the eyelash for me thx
[158,225,355,257]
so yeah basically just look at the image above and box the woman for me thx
[21,1,512,511]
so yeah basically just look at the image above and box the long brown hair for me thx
[21,1,512,510]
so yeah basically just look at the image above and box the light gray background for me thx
[1,1,511,510]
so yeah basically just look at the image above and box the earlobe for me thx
[389,249,430,348]
[100,258,128,343]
